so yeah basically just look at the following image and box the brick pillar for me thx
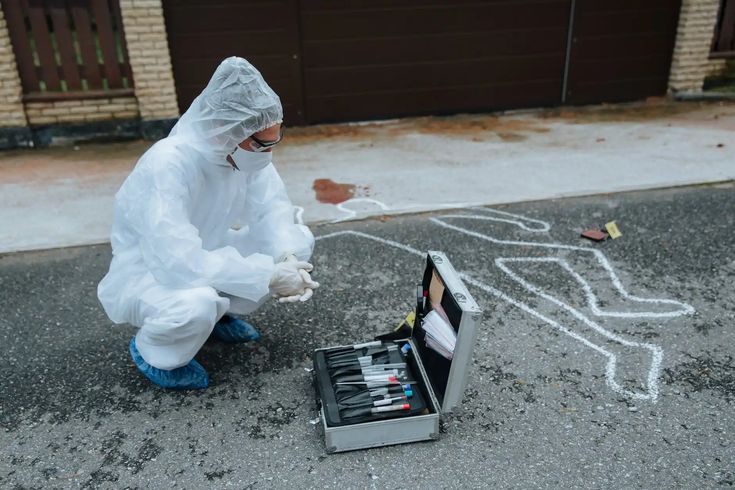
[669,0,727,93]
[119,0,179,139]
[0,5,31,148]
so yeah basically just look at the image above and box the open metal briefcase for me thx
[312,251,482,453]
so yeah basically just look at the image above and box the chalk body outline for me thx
[316,208,694,402]
[432,209,694,318]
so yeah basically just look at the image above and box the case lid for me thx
[412,251,482,413]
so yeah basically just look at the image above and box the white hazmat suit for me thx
[98,57,314,370]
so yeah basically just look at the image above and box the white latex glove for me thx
[278,269,319,303]
[276,254,319,303]
[270,260,319,302]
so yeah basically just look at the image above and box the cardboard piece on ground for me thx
[581,229,609,241]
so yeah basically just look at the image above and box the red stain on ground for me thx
[313,178,356,204]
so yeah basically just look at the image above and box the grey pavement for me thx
[1,183,734,488]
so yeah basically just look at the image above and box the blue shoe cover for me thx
[129,337,209,390]
[211,314,261,343]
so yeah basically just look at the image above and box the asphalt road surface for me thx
[1,183,733,489]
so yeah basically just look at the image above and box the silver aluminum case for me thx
[317,251,482,453]
[428,251,482,413]
[317,337,440,453]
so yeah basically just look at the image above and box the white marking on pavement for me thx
[468,207,551,232]
[316,209,694,402]
[432,214,694,318]
[332,198,391,223]
[316,230,423,256]
[294,206,305,225]
[495,256,663,401]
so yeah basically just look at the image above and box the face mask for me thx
[229,146,272,172]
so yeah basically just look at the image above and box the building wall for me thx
[0,0,730,147]
[119,0,179,121]
[24,97,140,126]
[18,0,178,128]
[0,6,27,128]
[669,0,727,92]
[0,0,178,146]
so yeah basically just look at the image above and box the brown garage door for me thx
[564,0,681,104]
[162,0,306,124]
[164,0,684,125]
[300,0,571,123]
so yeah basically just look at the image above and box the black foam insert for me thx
[313,341,431,427]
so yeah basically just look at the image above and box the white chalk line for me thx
[332,198,391,223]
[495,257,663,400]
[318,197,553,227]
[468,206,551,232]
[294,206,305,225]
[316,230,423,256]
[316,208,695,401]
[431,214,695,318]
[432,212,694,400]
[315,230,661,400]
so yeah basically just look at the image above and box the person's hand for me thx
[269,260,319,302]
[277,254,319,302]
[278,268,319,303]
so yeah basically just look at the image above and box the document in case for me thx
[422,310,456,360]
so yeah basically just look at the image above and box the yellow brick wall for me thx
[0,6,27,127]
[24,97,140,126]
[119,0,179,120]
[669,0,727,92]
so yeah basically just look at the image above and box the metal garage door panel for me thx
[306,56,564,95]
[163,0,305,124]
[305,28,566,71]
[302,2,567,39]
[301,0,570,123]
[565,0,681,104]
[308,80,563,123]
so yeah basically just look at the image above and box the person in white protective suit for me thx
[97,57,317,390]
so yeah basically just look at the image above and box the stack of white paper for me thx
[422,310,456,360]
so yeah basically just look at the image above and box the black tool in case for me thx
[313,251,482,453]
[313,341,429,427]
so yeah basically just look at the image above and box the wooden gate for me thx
[2,0,133,100]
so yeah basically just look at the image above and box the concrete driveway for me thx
[1,100,734,254]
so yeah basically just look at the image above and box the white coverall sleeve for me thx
[125,165,276,301]
[234,163,314,262]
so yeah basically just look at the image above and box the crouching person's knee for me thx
[137,287,229,370]
[187,287,228,329]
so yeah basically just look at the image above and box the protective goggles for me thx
[249,126,285,152]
